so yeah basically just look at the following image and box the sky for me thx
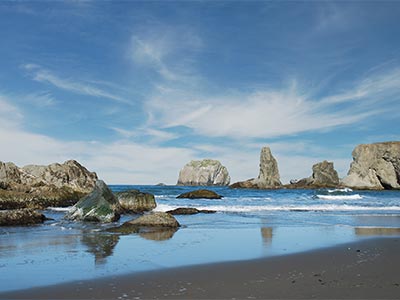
[0,1,400,184]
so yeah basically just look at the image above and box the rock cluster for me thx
[286,161,339,189]
[342,142,400,190]
[177,159,230,186]
[230,147,281,189]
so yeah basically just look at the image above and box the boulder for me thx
[115,190,156,213]
[0,209,47,226]
[230,147,281,189]
[166,207,217,215]
[342,142,400,190]
[65,180,121,223]
[177,159,230,186]
[0,160,97,209]
[176,189,223,199]
[286,161,339,189]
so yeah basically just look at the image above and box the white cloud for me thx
[22,64,131,105]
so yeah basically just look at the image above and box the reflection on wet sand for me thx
[138,227,178,241]
[355,227,400,236]
[261,227,273,245]
[81,234,120,265]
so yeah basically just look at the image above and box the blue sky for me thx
[0,1,399,184]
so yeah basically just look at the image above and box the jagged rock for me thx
[176,189,223,199]
[115,190,156,213]
[0,160,97,209]
[177,159,230,186]
[65,180,121,223]
[230,147,281,189]
[0,209,47,226]
[166,207,216,215]
[342,142,400,190]
[286,161,339,189]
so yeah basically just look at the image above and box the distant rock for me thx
[166,207,216,215]
[342,142,400,190]
[286,161,339,189]
[66,180,121,223]
[176,189,223,199]
[0,209,47,226]
[115,190,156,213]
[156,183,166,186]
[230,147,281,189]
[177,159,230,186]
[0,160,97,209]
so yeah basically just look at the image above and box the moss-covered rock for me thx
[115,189,156,213]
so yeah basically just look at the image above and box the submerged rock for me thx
[230,147,281,189]
[342,142,400,190]
[115,190,156,213]
[286,161,339,189]
[65,180,121,223]
[166,207,216,215]
[0,209,47,226]
[177,159,230,186]
[176,189,223,199]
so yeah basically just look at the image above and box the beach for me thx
[1,237,399,299]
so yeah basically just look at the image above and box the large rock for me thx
[176,189,223,199]
[342,142,400,190]
[230,147,281,189]
[177,159,230,186]
[65,180,121,223]
[0,160,97,209]
[286,161,339,189]
[116,190,156,213]
[0,209,47,226]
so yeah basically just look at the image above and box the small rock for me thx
[176,189,223,199]
[166,207,217,215]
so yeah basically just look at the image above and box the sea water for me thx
[1,186,400,292]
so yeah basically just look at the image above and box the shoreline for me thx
[2,237,399,299]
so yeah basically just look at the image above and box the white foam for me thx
[154,203,400,213]
[317,194,362,200]
[46,206,73,212]
[327,188,353,193]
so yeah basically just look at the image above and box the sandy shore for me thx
[1,237,399,299]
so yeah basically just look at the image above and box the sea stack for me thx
[342,141,400,190]
[177,159,230,186]
[230,146,282,189]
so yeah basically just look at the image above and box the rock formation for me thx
[177,159,230,186]
[0,160,97,209]
[230,147,281,189]
[0,209,47,226]
[115,190,156,213]
[66,180,121,223]
[286,160,339,189]
[176,189,223,199]
[342,142,400,190]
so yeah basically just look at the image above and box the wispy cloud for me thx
[111,126,179,143]
[22,64,131,105]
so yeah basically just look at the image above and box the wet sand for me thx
[1,237,399,299]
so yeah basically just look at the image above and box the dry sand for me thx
[1,237,399,299]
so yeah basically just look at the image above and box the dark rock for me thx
[65,180,121,223]
[176,189,223,199]
[0,209,47,226]
[115,190,156,213]
[166,207,217,215]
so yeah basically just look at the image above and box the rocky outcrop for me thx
[230,147,281,189]
[0,160,97,209]
[0,209,47,226]
[65,180,121,223]
[286,161,339,189]
[166,207,216,215]
[115,190,156,213]
[177,159,230,186]
[342,142,400,190]
[176,189,223,199]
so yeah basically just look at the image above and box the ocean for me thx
[1,185,400,292]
